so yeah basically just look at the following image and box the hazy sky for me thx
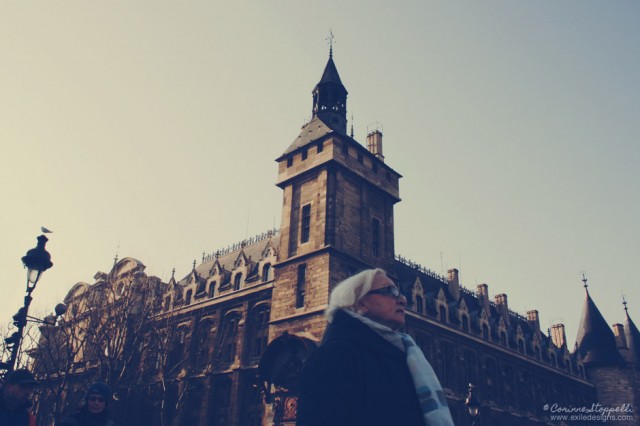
[1,1,638,348]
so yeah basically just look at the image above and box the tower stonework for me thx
[270,52,401,342]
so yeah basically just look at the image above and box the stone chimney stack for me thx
[613,323,628,349]
[477,284,490,313]
[494,293,509,324]
[527,310,540,332]
[447,268,460,300]
[551,323,567,348]
[366,129,384,161]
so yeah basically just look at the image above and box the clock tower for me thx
[270,49,402,340]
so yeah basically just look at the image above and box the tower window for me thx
[301,204,311,244]
[287,157,293,168]
[296,264,307,308]
[317,141,323,153]
[357,153,363,164]
[372,218,381,257]
[302,149,308,161]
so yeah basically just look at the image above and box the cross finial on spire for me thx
[326,30,335,58]
[192,259,197,270]
[171,267,175,279]
[623,293,629,314]
[581,272,588,289]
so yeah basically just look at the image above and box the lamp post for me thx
[465,383,481,426]
[1,235,53,372]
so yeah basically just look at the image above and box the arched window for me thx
[461,314,470,333]
[249,305,270,358]
[439,305,447,323]
[482,323,490,340]
[518,339,525,354]
[208,281,216,298]
[196,279,206,295]
[261,264,271,282]
[216,312,241,365]
[415,295,423,314]
[233,273,242,291]
[185,290,193,305]
[500,331,507,347]
[193,319,214,372]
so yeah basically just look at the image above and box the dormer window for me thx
[234,273,242,291]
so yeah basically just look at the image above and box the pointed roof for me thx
[314,54,346,91]
[575,287,625,366]
[624,303,640,365]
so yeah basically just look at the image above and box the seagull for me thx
[41,226,53,233]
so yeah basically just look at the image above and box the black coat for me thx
[297,309,425,426]
[58,407,116,426]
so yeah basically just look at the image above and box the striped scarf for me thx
[344,310,454,426]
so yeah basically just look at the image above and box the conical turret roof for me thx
[575,287,625,366]
[624,306,640,366]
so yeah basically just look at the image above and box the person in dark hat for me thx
[0,369,38,426]
[58,382,117,426]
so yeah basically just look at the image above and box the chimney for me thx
[527,310,540,332]
[494,293,509,325]
[551,324,567,348]
[476,284,490,313]
[613,323,628,349]
[447,268,460,300]
[366,130,384,161]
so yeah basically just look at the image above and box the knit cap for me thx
[86,382,112,403]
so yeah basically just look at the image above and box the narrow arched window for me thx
[234,273,242,291]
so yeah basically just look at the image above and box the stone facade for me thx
[30,50,640,426]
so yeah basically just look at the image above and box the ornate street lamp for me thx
[1,235,53,372]
[465,383,481,425]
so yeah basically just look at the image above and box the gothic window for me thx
[439,305,447,323]
[167,327,188,376]
[185,290,193,305]
[218,313,241,364]
[164,296,171,311]
[296,264,307,308]
[208,281,216,298]
[440,342,454,388]
[300,204,311,244]
[193,319,214,372]
[233,273,242,291]
[196,279,206,295]
[372,218,381,257]
[500,331,507,347]
[534,345,541,360]
[482,323,490,340]
[484,357,497,401]
[261,263,271,282]
[249,305,270,358]
[415,295,424,314]
[461,314,470,333]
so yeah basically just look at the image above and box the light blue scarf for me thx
[344,310,455,426]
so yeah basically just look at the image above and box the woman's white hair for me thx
[326,268,387,322]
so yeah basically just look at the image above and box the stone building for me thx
[32,49,639,426]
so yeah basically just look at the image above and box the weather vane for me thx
[326,30,335,57]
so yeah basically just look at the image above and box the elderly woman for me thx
[297,269,453,426]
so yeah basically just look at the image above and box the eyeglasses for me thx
[366,286,402,299]
[88,396,105,403]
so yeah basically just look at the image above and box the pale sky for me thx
[1,1,638,349]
